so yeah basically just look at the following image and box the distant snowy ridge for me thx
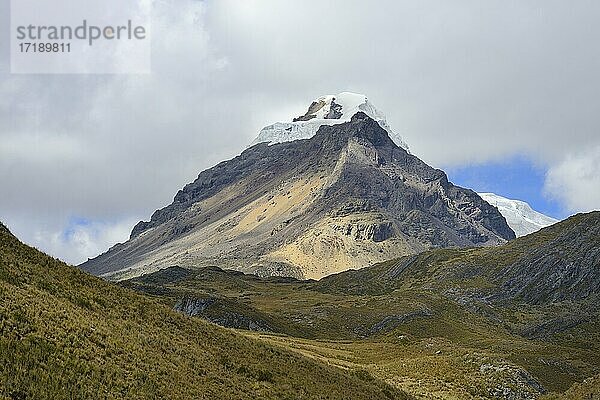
[478,192,559,237]
[250,92,409,151]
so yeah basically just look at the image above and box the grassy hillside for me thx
[544,373,600,399]
[126,265,600,397]
[0,222,409,399]
[124,213,600,398]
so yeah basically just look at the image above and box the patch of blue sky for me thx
[445,155,565,220]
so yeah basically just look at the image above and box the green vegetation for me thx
[3,211,599,399]
[125,213,600,398]
[128,267,600,398]
[0,222,409,399]
[544,373,600,399]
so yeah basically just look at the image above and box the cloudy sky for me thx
[1,0,599,264]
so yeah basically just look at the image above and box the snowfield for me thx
[250,92,409,151]
[479,192,559,237]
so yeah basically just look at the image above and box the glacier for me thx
[478,192,559,237]
[250,92,409,151]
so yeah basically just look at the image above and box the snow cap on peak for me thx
[251,92,409,150]
[478,192,559,237]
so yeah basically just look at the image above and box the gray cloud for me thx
[1,0,599,263]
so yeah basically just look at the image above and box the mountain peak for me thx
[250,92,409,150]
[478,192,559,237]
[292,92,374,122]
[82,111,514,281]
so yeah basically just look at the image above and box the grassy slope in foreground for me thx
[544,373,600,400]
[0,222,408,400]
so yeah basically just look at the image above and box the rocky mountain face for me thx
[478,192,559,237]
[315,211,600,302]
[81,111,514,281]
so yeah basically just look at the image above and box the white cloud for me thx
[34,218,137,265]
[2,214,138,265]
[7,218,137,265]
[544,146,600,213]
